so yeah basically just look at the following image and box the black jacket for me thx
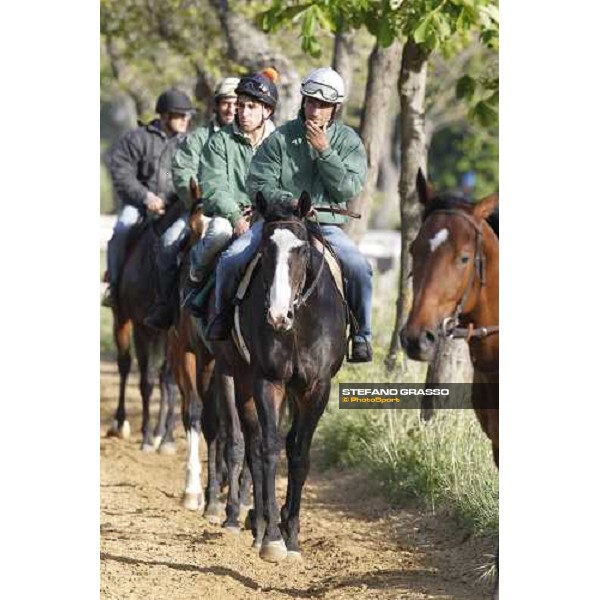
[109,119,184,210]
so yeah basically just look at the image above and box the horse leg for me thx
[239,459,253,525]
[221,372,245,534]
[238,394,265,550]
[108,316,133,439]
[180,350,204,511]
[254,377,287,563]
[134,327,157,451]
[202,387,224,523]
[281,380,330,560]
[156,359,178,455]
[280,401,299,527]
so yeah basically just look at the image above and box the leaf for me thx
[471,101,498,127]
[413,16,431,44]
[456,75,477,100]
[378,15,396,47]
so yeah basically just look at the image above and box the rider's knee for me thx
[161,218,188,249]
[115,205,141,233]
[208,217,234,248]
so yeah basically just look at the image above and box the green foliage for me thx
[429,122,499,197]
[259,0,498,126]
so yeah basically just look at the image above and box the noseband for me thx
[424,209,499,342]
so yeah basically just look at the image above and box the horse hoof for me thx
[152,436,163,451]
[286,550,302,562]
[181,493,203,511]
[158,442,176,456]
[239,504,252,527]
[259,539,288,563]
[107,420,130,439]
[141,443,155,453]
[222,524,241,536]
[204,502,225,524]
[251,538,262,551]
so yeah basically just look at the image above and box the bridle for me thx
[423,208,499,342]
[261,210,326,314]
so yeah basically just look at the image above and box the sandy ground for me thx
[100,361,494,599]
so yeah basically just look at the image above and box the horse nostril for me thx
[286,310,293,320]
[424,329,437,345]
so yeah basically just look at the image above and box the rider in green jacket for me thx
[182,69,278,308]
[144,77,239,329]
[206,67,373,363]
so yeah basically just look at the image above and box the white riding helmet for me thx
[214,77,240,100]
[300,67,345,104]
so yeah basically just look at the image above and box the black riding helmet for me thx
[155,89,196,115]
[235,70,278,109]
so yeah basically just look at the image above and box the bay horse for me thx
[169,192,251,526]
[237,191,347,562]
[106,208,179,453]
[400,171,499,598]
[400,170,499,466]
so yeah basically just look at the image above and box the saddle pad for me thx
[310,237,345,301]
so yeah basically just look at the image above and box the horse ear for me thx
[255,191,268,216]
[473,192,499,220]
[416,168,434,205]
[297,191,312,218]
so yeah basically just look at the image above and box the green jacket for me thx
[246,115,367,224]
[199,121,275,226]
[172,120,220,209]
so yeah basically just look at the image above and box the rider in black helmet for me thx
[102,89,195,308]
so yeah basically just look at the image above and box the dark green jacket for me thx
[246,115,367,224]
[172,120,220,210]
[199,121,275,226]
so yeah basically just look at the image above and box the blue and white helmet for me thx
[300,67,345,104]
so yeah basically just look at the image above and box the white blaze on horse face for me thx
[429,228,449,253]
[269,228,305,323]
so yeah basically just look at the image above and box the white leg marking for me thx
[429,228,449,252]
[184,429,202,495]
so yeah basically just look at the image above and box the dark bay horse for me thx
[170,201,251,525]
[106,211,178,453]
[237,191,347,562]
[401,171,499,466]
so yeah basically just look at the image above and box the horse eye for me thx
[461,255,469,264]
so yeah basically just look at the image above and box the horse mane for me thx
[422,192,474,221]
[259,195,303,223]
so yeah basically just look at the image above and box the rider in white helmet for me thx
[209,66,373,363]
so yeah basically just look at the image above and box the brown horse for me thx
[169,192,251,526]
[400,170,499,467]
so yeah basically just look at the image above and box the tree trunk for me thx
[386,39,429,370]
[208,0,300,124]
[345,39,403,241]
[332,27,355,120]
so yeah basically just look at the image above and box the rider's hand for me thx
[305,120,329,153]
[144,191,166,215]
[233,216,250,237]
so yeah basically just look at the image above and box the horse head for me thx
[400,169,499,362]
[255,190,313,332]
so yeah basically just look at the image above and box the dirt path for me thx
[100,362,494,599]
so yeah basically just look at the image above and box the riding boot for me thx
[347,335,373,363]
[144,261,179,330]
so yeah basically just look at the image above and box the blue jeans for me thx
[215,222,373,341]
[156,215,190,272]
[107,205,141,287]
[189,217,234,281]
